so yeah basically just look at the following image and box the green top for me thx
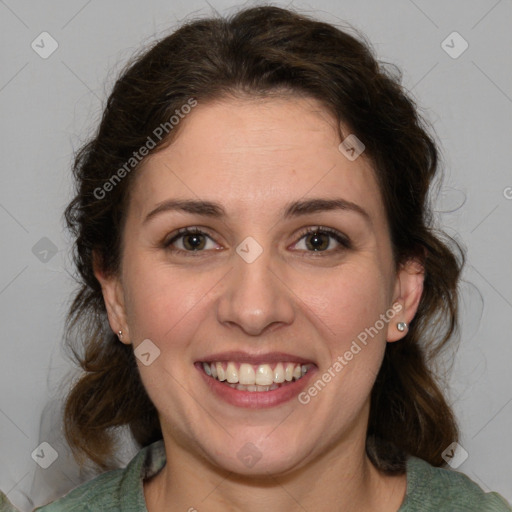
[1,441,511,511]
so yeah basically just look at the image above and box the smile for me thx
[202,361,310,392]
[196,351,317,408]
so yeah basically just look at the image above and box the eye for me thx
[292,226,351,253]
[164,227,221,255]
[163,226,351,257]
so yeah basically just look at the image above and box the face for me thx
[98,95,423,476]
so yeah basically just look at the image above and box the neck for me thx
[144,432,406,512]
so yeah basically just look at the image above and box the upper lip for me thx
[198,351,316,365]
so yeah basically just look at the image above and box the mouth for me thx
[195,352,317,408]
[201,361,311,391]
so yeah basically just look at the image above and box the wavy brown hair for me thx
[63,5,464,471]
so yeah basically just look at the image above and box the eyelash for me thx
[162,226,351,257]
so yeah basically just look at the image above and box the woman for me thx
[2,5,511,511]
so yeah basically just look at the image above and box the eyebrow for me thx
[143,198,371,225]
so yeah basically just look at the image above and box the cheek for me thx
[295,261,391,347]
[122,255,217,344]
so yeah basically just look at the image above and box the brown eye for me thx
[182,233,206,250]
[305,232,330,251]
[293,227,351,253]
[164,228,220,255]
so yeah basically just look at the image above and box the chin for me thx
[199,432,313,477]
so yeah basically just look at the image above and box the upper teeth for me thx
[202,362,308,385]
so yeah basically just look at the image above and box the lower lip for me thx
[195,363,316,408]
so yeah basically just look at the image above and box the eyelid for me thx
[292,226,352,251]
[162,226,218,255]
[162,225,351,255]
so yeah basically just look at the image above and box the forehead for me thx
[129,96,385,224]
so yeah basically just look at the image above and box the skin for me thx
[95,95,424,512]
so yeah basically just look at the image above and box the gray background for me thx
[1,0,511,509]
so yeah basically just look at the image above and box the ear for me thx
[386,257,424,342]
[93,250,130,344]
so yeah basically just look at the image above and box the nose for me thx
[216,243,295,336]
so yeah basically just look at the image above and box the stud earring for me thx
[397,322,407,332]
[117,330,123,340]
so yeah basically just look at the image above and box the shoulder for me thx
[400,455,512,511]
[33,467,126,512]
[33,440,165,512]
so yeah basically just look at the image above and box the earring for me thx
[117,330,123,340]
[397,322,407,332]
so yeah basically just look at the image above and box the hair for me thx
[63,5,464,471]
